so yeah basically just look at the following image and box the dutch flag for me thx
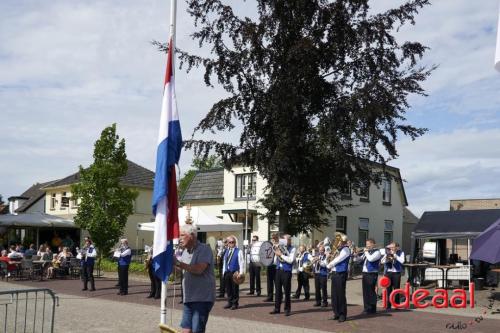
[152,37,182,282]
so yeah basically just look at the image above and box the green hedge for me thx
[100,258,147,274]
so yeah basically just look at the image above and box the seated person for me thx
[0,250,18,277]
[8,245,23,259]
[47,247,73,278]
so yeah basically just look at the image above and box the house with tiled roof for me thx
[41,160,155,249]
[182,164,409,250]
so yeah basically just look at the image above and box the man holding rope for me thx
[174,224,215,333]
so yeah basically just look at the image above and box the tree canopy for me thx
[71,124,138,257]
[162,0,433,234]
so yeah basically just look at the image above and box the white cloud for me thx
[2,0,500,223]
[393,128,500,217]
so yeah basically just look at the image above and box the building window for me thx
[336,216,347,234]
[50,193,56,210]
[71,197,79,208]
[384,220,394,246]
[61,192,69,208]
[235,173,257,199]
[340,180,351,199]
[358,180,370,202]
[358,218,369,247]
[382,178,391,204]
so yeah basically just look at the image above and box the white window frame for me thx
[50,193,56,210]
[235,173,257,199]
[382,178,391,204]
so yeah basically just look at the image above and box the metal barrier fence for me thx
[0,288,59,333]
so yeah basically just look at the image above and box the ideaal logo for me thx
[378,276,475,309]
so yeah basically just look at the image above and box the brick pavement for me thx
[3,275,499,333]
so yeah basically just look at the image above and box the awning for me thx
[0,212,76,228]
[137,206,243,233]
[412,209,500,239]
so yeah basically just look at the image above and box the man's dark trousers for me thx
[274,269,292,312]
[249,262,261,294]
[331,271,347,318]
[362,272,378,313]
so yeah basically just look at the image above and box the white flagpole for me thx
[495,4,500,71]
[160,0,177,327]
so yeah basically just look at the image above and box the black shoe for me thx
[321,303,328,308]
[313,303,321,307]
[147,294,154,298]
[224,304,232,309]
[246,292,254,295]
[82,288,88,291]
[122,292,128,295]
[285,310,291,316]
[115,284,120,287]
[264,297,273,302]
[338,315,346,323]
[292,294,299,299]
[90,288,96,292]
[117,291,123,295]
[231,305,238,310]
[330,315,339,320]
[256,292,261,296]
[269,309,280,315]
[304,296,310,300]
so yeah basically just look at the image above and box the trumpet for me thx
[354,246,382,256]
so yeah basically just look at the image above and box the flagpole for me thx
[160,0,177,327]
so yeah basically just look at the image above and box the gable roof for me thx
[182,169,224,202]
[16,179,59,213]
[44,160,155,190]
[413,209,500,239]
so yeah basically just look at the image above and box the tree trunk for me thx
[278,209,288,234]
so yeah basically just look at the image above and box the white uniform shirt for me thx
[357,249,382,273]
[326,247,350,271]
[222,247,246,275]
[273,246,296,268]
[381,250,405,273]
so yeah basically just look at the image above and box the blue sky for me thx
[1,0,500,217]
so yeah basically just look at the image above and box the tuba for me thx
[325,232,348,264]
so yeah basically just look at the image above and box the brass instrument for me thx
[354,246,382,256]
[273,240,289,261]
[232,271,246,285]
[325,232,348,264]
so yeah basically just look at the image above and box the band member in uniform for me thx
[326,236,350,322]
[264,232,279,302]
[270,234,296,316]
[293,245,310,300]
[313,245,328,307]
[247,235,261,296]
[222,235,245,310]
[381,242,405,310]
[354,238,381,314]
[81,238,97,291]
[146,245,161,299]
[117,239,132,296]
[216,238,227,297]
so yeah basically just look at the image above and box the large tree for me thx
[165,0,432,234]
[71,124,138,267]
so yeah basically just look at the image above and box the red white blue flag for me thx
[152,38,182,282]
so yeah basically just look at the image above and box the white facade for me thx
[184,165,407,249]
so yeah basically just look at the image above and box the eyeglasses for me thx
[228,241,235,244]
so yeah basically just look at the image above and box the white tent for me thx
[137,206,243,232]
[0,212,76,228]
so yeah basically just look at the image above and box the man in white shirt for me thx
[326,235,350,322]
[354,239,381,315]
[381,242,405,310]
[270,234,296,316]
[222,235,245,310]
